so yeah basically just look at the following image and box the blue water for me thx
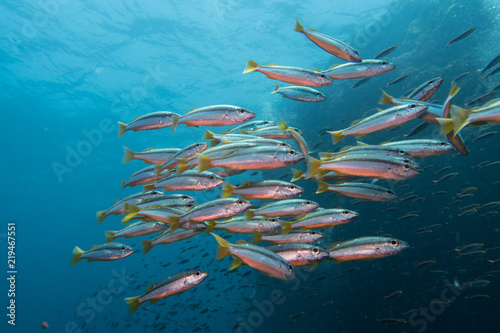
[2,0,500,332]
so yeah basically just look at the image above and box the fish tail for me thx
[436,118,455,135]
[120,180,126,192]
[244,209,255,220]
[451,105,472,135]
[290,168,304,182]
[122,146,136,163]
[446,42,451,48]
[229,256,243,270]
[222,182,235,198]
[154,164,162,175]
[169,216,180,232]
[309,262,320,271]
[176,158,190,175]
[294,16,304,33]
[171,115,179,134]
[449,81,461,97]
[243,59,259,74]
[278,118,289,131]
[306,157,323,178]
[202,130,215,140]
[379,90,395,105]
[96,210,106,225]
[204,221,217,234]
[316,180,330,194]
[209,139,219,147]
[71,246,85,266]
[142,183,155,192]
[271,83,280,94]
[197,154,213,172]
[252,231,263,244]
[104,231,117,243]
[282,222,294,235]
[141,240,153,255]
[329,130,345,143]
[124,296,141,315]
[118,122,127,137]
[210,233,232,259]
[121,212,139,224]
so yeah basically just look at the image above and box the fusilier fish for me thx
[380,139,454,157]
[294,17,362,62]
[211,233,295,280]
[122,147,181,164]
[141,229,204,254]
[253,230,324,244]
[271,84,326,102]
[124,270,208,314]
[316,181,398,201]
[159,142,208,171]
[121,166,170,190]
[246,199,319,219]
[328,237,409,263]
[282,208,358,234]
[446,27,476,48]
[71,243,134,266]
[105,221,168,243]
[222,180,303,200]
[267,243,330,266]
[406,77,443,101]
[118,111,179,137]
[225,120,276,133]
[243,59,333,87]
[149,171,224,191]
[322,60,395,79]
[386,74,409,86]
[205,217,282,234]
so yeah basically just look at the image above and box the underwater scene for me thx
[2,0,500,332]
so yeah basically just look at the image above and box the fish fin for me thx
[121,212,138,224]
[356,141,368,146]
[252,231,263,244]
[220,138,232,144]
[140,240,153,255]
[169,216,180,232]
[149,299,161,304]
[316,180,330,194]
[142,183,155,192]
[451,105,472,135]
[245,209,255,220]
[118,122,127,138]
[480,97,500,108]
[271,83,280,94]
[104,231,116,243]
[243,59,259,74]
[317,170,329,178]
[222,182,236,198]
[290,168,304,182]
[327,241,342,251]
[318,152,334,161]
[204,221,217,234]
[327,64,341,70]
[171,114,179,134]
[96,210,106,225]
[145,282,157,293]
[211,233,232,259]
[240,130,251,134]
[236,239,249,245]
[306,157,323,178]
[125,203,140,215]
[209,139,219,147]
[122,146,136,163]
[197,154,213,172]
[436,118,454,135]
[176,158,190,175]
[282,222,294,235]
[328,130,345,144]
[202,130,215,140]
[71,246,85,266]
[278,119,289,131]
[154,164,162,175]
[309,262,320,271]
[294,16,305,33]
[378,90,395,105]
[229,256,244,270]
[448,81,461,97]
[124,296,141,315]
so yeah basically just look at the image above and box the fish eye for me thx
[399,149,406,155]
[288,185,296,190]
[320,74,326,78]
[288,264,294,272]
[209,175,215,180]
[120,246,126,251]
[390,240,398,246]
[195,143,201,147]
[439,142,446,147]
[403,164,411,170]
[310,231,317,235]
[279,143,287,147]
[195,271,201,276]
[269,218,277,222]
[382,61,388,65]
[305,201,311,205]
[313,247,319,253]
[182,195,189,199]
[409,104,417,108]
[387,190,394,195]
[289,150,296,155]
[237,200,244,205]
[342,210,350,215]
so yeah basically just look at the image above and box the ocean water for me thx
[2,0,500,332]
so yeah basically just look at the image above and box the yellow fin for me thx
[240,129,251,134]
[271,83,280,94]
[306,156,323,178]
[243,59,259,74]
[318,152,334,161]
[328,241,342,251]
[168,216,180,232]
[436,118,454,135]
[356,141,368,146]
[202,130,215,140]
[122,146,136,163]
[278,119,289,131]
[96,210,106,225]
[171,114,180,134]
[316,180,330,194]
[451,105,472,135]
[71,246,85,266]
[145,282,157,293]
[118,121,127,138]
[204,221,217,234]
[141,240,153,255]
[222,182,236,198]
[229,256,244,270]
[104,231,116,243]
[282,221,294,235]
[124,296,141,315]
[211,233,232,259]
[329,130,345,144]
[290,168,304,182]
[294,16,305,33]
[197,154,213,172]
[176,158,190,175]
[378,90,395,105]
[309,262,320,271]
[245,209,255,221]
[236,239,249,245]
[252,231,263,244]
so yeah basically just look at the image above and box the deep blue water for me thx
[2,0,500,332]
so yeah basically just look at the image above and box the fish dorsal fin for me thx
[350,119,362,127]
[220,138,232,144]
[144,148,155,152]
[229,257,244,270]
[236,239,249,245]
[186,108,197,114]
[89,245,98,250]
[356,141,368,146]
[480,98,500,108]
[340,145,354,151]
[240,130,250,134]
[328,241,342,251]
[239,181,253,187]
[376,108,384,112]
[146,282,157,292]
[327,64,341,70]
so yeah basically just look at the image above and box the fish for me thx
[328,104,429,143]
[484,66,500,78]
[241,125,299,139]
[386,74,410,86]
[464,294,489,301]
[148,171,224,192]
[465,91,498,107]
[380,139,454,157]
[282,208,358,233]
[246,199,319,220]
[376,318,407,326]
[472,131,498,142]
[294,17,361,62]
[414,260,436,268]
[453,72,470,82]
[406,77,443,102]
[121,205,192,224]
[197,146,305,172]
[222,180,304,200]
[384,290,403,300]
[319,143,411,159]
[159,142,208,171]
[224,120,276,134]
[124,270,208,314]
[71,243,134,266]
[278,119,310,158]
[122,147,181,164]
[252,230,324,244]
[321,60,395,80]
[316,181,398,201]
[243,59,333,87]
[445,99,500,135]
[267,243,330,266]
[141,229,205,255]
[403,121,430,138]
[446,27,476,48]
[118,111,180,137]
[205,217,282,234]
[433,172,459,184]
[211,233,295,280]
[328,237,409,263]
[171,105,255,133]
[374,45,397,59]
[271,84,326,102]
[481,54,500,75]
[105,221,168,243]
[121,166,170,190]
[378,90,445,124]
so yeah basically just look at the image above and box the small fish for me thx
[464,294,489,301]
[267,243,330,266]
[150,171,224,192]
[272,84,326,102]
[322,60,395,80]
[225,120,276,134]
[246,199,319,220]
[374,45,397,59]
[328,237,409,263]
[122,147,181,164]
[294,17,361,62]
[283,208,358,234]
[473,131,498,142]
[453,72,470,82]
[457,208,478,217]
[403,121,430,139]
[465,91,497,107]
[205,217,282,234]
[398,213,419,220]
[253,230,324,244]
[71,243,134,266]
[446,27,476,48]
[124,270,208,314]
[105,221,168,243]
[434,166,453,174]
[484,66,500,78]
[481,54,500,75]
[384,290,403,299]
[432,172,458,184]
[414,260,436,268]
[316,181,398,202]
[352,77,371,89]
[222,180,303,200]
[118,111,180,137]
[407,77,443,102]
[159,142,208,171]
[141,229,204,254]
[243,59,333,87]
[376,318,407,326]
[386,74,410,86]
